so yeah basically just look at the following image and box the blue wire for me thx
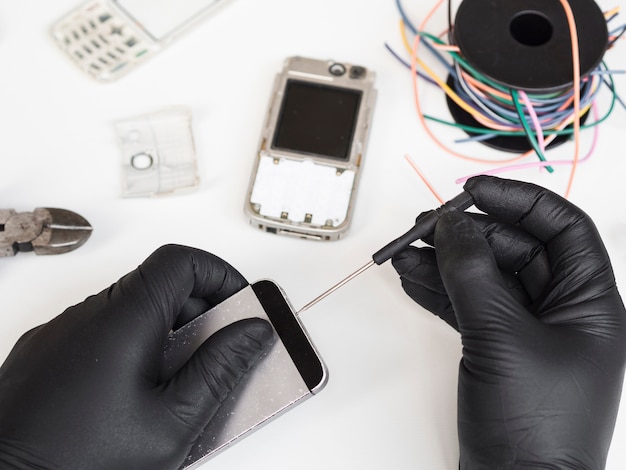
[395,0,457,75]
[384,43,438,86]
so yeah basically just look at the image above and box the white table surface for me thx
[1,1,625,468]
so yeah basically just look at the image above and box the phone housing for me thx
[161,280,327,469]
[51,0,229,81]
[244,56,377,241]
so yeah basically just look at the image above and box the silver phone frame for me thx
[244,56,377,241]
[161,280,328,469]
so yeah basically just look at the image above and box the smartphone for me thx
[244,56,377,241]
[161,280,328,469]
[51,0,230,81]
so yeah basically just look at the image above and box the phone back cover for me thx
[161,285,312,469]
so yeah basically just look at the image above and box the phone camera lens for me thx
[329,63,346,76]
[349,66,366,79]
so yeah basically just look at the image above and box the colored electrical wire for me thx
[455,102,600,184]
[404,154,445,204]
[513,89,552,172]
[560,0,581,198]
[389,0,625,198]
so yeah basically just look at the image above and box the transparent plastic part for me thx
[51,0,226,81]
[115,106,199,197]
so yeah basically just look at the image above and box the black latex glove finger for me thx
[392,246,459,330]
[392,210,549,328]
[161,318,273,441]
[465,213,551,303]
[392,249,528,333]
[176,297,212,330]
[433,211,532,338]
[114,243,249,339]
[0,244,274,470]
[465,175,617,317]
[72,244,250,374]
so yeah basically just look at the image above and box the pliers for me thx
[0,208,92,257]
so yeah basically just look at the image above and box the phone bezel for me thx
[244,56,377,241]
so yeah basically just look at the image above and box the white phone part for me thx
[51,0,229,81]
[161,280,328,468]
[244,56,377,241]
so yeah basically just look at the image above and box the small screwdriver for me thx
[297,191,475,314]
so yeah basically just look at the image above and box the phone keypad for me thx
[52,0,155,81]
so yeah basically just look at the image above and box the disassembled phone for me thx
[244,56,377,241]
[161,280,328,469]
[51,0,229,81]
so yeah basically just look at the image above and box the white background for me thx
[1,1,625,468]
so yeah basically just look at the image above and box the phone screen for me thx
[272,80,362,161]
[161,280,327,469]
[115,0,223,39]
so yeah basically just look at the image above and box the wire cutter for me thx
[0,208,92,257]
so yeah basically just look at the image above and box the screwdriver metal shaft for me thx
[297,260,375,314]
[297,191,475,314]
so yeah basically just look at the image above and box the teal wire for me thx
[511,89,554,173]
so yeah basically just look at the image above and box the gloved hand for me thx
[0,244,273,470]
[392,176,626,469]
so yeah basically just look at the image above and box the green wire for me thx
[511,89,554,173]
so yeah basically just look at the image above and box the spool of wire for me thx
[448,0,608,152]
[386,0,625,196]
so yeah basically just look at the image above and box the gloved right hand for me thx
[392,176,626,469]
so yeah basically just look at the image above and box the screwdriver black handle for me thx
[372,191,474,265]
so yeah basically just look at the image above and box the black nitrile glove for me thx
[0,244,273,470]
[392,176,626,469]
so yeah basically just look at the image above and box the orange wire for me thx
[404,154,445,204]
[560,0,581,199]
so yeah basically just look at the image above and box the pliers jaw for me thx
[0,208,92,257]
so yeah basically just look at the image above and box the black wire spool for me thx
[445,0,607,152]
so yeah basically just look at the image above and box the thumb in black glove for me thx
[0,244,274,470]
[392,176,626,469]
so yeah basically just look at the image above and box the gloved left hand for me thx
[0,244,274,470]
